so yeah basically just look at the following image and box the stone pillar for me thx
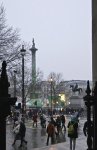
[92,1,97,149]
[92,0,97,83]
[29,39,38,99]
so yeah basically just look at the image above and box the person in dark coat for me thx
[83,120,94,149]
[67,116,78,150]
[56,116,61,135]
[19,120,27,147]
[50,116,56,126]
[61,115,66,131]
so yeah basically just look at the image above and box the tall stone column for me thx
[92,1,97,149]
[92,0,97,83]
[30,39,38,99]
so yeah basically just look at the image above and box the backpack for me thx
[68,123,74,135]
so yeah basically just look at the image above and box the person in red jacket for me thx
[32,113,38,127]
[46,121,55,145]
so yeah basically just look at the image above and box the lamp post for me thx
[84,81,93,150]
[56,101,58,114]
[50,77,53,116]
[20,45,26,114]
[14,70,17,97]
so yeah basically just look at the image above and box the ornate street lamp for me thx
[20,45,26,114]
[50,77,53,116]
[83,81,94,150]
[56,101,58,113]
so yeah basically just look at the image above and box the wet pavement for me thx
[6,116,87,150]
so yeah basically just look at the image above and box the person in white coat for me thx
[12,121,20,145]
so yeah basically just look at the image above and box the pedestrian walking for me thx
[12,121,20,145]
[18,119,27,147]
[28,109,33,119]
[56,116,62,135]
[32,113,38,127]
[12,119,27,148]
[67,116,78,150]
[50,116,56,126]
[83,120,94,149]
[13,114,18,129]
[61,114,66,131]
[46,121,55,145]
[40,114,46,128]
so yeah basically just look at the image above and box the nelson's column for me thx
[30,39,38,99]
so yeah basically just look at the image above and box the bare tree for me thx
[8,62,44,103]
[0,4,21,66]
[47,72,64,106]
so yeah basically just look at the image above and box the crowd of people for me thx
[7,109,92,150]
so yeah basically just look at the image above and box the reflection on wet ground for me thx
[7,125,66,150]
[7,117,86,150]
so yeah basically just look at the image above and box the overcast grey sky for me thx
[2,0,92,80]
